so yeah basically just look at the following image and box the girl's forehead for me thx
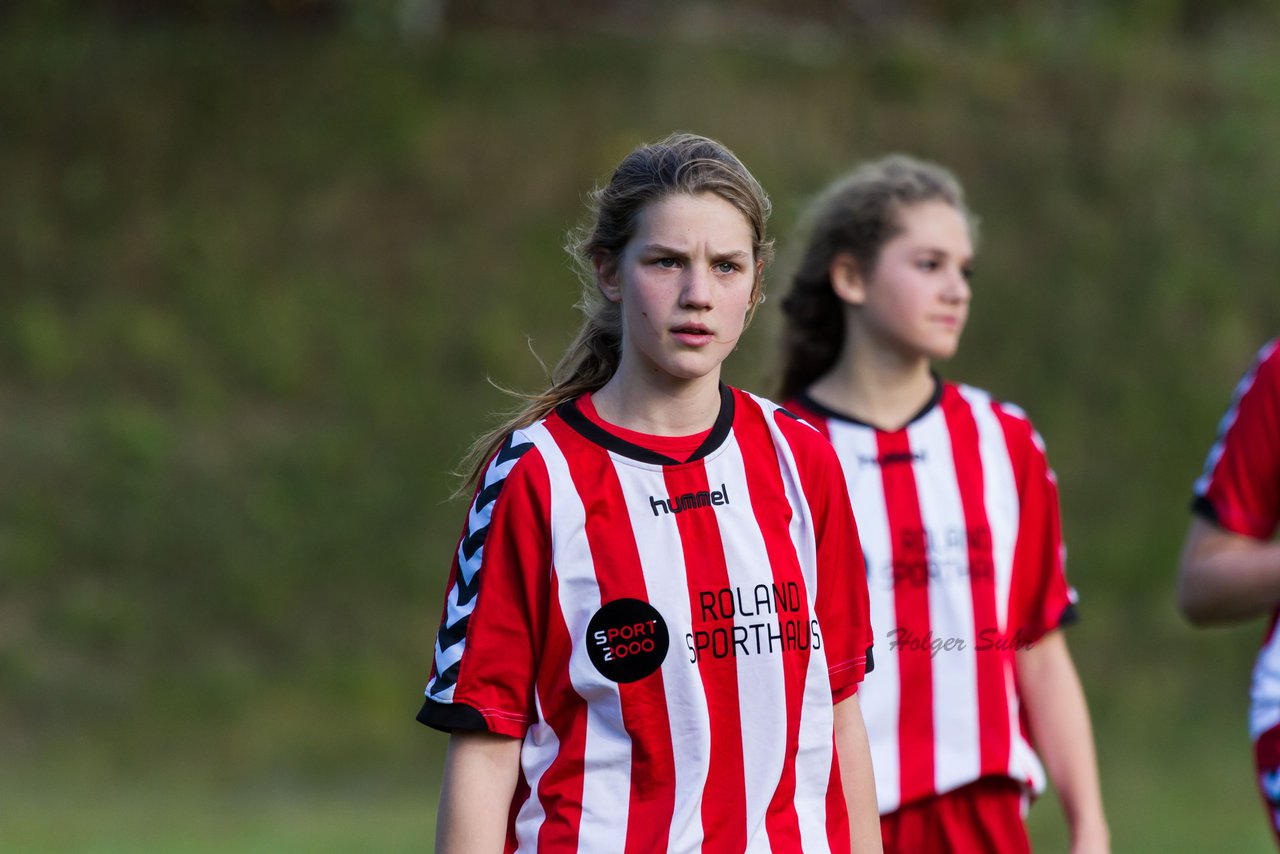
[897,199,965,227]
[632,192,754,243]
[891,201,972,247]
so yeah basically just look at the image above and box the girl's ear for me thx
[595,255,622,303]
[829,252,867,306]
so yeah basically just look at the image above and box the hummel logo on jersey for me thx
[857,451,926,468]
[649,483,729,516]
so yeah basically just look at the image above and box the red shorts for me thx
[881,777,1031,854]
[1254,723,1280,848]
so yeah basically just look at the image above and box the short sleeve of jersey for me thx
[418,432,551,738]
[999,408,1078,644]
[777,411,874,703]
[1193,339,1280,541]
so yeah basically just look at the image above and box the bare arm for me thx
[435,730,523,854]
[1176,517,1280,625]
[834,694,883,854]
[1017,631,1108,854]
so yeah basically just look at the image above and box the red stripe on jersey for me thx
[735,405,811,851]
[878,428,935,805]
[667,459,748,854]
[548,418,679,853]
[532,563,590,851]
[826,746,851,854]
[941,391,1010,778]
[993,404,1071,642]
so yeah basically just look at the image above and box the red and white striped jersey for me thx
[788,380,1077,815]
[1192,338,1280,739]
[420,386,874,853]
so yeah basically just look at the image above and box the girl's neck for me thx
[808,342,936,432]
[590,364,723,436]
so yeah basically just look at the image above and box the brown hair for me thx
[777,154,974,401]
[457,132,773,492]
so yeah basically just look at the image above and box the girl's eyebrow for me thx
[639,244,751,263]
[910,245,972,261]
[638,243,687,257]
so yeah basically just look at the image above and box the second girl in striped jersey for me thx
[779,156,1108,853]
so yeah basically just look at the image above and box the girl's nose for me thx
[944,267,971,302]
[681,267,714,309]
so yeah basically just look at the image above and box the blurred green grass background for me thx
[3,2,1280,850]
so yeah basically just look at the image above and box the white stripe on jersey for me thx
[612,454,709,853]
[793,645,838,854]
[704,439,789,853]
[749,398,838,852]
[514,690,556,850]
[1251,638,1280,738]
[959,386,1019,634]
[907,412,981,796]
[524,423,632,852]
[960,385,1043,792]
[827,421,901,814]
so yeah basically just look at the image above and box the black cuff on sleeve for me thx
[417,698,488,733]
[1191,495,1220,525]
[864,643,875,675]
[1056,601,1080,630]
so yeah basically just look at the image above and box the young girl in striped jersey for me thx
[420,133,882,853]
[779,156,1108,853]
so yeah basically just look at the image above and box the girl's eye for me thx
[916,259,940,272]
[714,262,738,274]
[962,266,975,281]
[656,258,680,269]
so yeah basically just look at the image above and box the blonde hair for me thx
[457,132,773,492]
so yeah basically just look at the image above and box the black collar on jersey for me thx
[556,384,736,466]
[797,371,943,432]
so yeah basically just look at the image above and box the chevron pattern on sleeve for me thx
[426,432,534,703]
